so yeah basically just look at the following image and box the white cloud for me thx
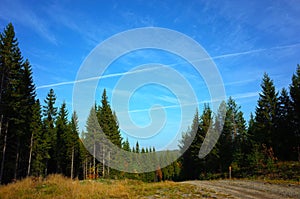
[0,0,57,44]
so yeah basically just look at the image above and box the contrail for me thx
[36,66,159,89]
[119,91,260,114]
[192,42,300,62]
[36,42,300,90]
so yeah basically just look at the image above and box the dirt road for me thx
[183,180,300,199]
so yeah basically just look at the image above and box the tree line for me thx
[0,23,299,184]
[0,23,180,183]
[179,66,300,180]
[0,21,86,182]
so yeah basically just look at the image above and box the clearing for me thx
[0,175,299,198]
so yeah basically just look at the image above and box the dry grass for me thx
[0,175,212,199]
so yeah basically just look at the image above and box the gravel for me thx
[182,180,300,199]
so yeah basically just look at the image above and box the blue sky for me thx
[1,0,300,150]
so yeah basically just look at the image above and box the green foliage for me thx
[30,100,46,177]
[0,23,299,183]
[42,89,58,175]
[0,23,37,183]
[254,73,278,147]
[289,65,300,161]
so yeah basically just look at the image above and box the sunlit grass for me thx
[0,175,210,199]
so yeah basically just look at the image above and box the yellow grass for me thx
[0,175,209,199]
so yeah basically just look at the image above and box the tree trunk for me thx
[102,146,105,178]
[71,145,74,179]
[0,115,3,137]
[14,138,20,179]
[107,151,110,177]
[0,121,8,183]
[93,141,96,179]
[84,157,88,179]
[27,131,34,177]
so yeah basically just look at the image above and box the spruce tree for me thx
[84,107,102,178]
[219,98,237,172]
[68,111,80,178]
[0,23,36,182]
[29,100,46,176]
[274,88,294,160]
[42,88,57,175]
[253,73,278,148]
[97,89,122,147]
[55,102,69,174]
[179,109,199,179]
[122,138,131,152]
[289,65,300,161]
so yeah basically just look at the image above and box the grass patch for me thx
[0,175,210,199]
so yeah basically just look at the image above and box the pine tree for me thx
[253,73,278,148]
[122,138,131,152]
[135,141,140,153]
[219,98,237,172]
[289,65,300,161]
[20,60,37,178]
[0,23,36,182]
[274,88,294,160]
[68,111,80,179]
[97,89,122,147]
[180,105,217,180]
[42,88,57,175]
[179,109,199,179]
[55,102,69,174]
[84,107,102,179]
[198,104,219,176]
[247,113,255,141]
[96,89,123,178]
[29,100,46,176]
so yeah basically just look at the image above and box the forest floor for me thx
[0,175,299,198]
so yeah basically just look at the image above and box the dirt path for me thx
[182,180,300,199]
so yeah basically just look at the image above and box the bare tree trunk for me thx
[14,139,20,179]
[102,146,105,178]
[93,141,96,179]
[0,121,8,183]
[71,145,74,179]
[0,115,3,137]
[89,161,91,179]
[82,158,85,180]
[45,161,48,176]
[27,131,34,177]
[85,157,87,180]
[107,151,110,177]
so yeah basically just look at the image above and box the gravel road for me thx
[183,180,300,199]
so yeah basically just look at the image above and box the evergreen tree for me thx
[21,60,37,178]
[247,113,255,141]
[97,89,122,147]
[84,107,102,178]
[274,88,294,160]
[179,109,199,179]
[289,65,300,161]
[198,104,219,177]
[55,102,69,174]
[29,100,46,176]
[218,98,237,172]
[42,88,57,175]
[253,73,278,148]
[180,105,217,180]
[122,138,131,152]
[135,141,140,153]
[0,23,36,182]
[68,111,80,179]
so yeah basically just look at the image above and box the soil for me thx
[182,180,300,199]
